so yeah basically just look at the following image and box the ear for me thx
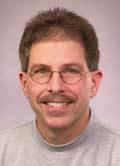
[90,70,103,98]
[19,72,29,98]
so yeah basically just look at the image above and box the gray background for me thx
[0,0,120,130]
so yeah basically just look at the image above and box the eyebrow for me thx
[30,64,50,70]
[62,63,84,70]
[30,63,84,71]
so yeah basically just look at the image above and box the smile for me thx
[47,102,67,107]
[43,101,72,114]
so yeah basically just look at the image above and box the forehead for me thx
[28,40,88,70]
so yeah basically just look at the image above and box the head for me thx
[19,7,102,140]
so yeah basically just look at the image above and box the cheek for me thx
[27,80,46,100]
[26,81,47,114]
[69,81,90,99]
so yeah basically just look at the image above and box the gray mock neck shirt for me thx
[0,111,120,166]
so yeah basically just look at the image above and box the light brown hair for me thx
[19,7,100,72]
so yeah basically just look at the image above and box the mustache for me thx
[38,93,76,104]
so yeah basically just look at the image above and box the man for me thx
[0,7,120,166]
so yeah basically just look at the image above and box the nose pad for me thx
[47,72,65,93]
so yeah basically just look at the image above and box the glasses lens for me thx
[31,69,51,84]
[61,71,81,84]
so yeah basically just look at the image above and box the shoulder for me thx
[89,111,120,140]
[94,115,120,152]
[0,121,34,147]
[0,121,36,165]
[91,113,120,164]
[100,124,120,165]
[90,111,120,149]
[94,115,120,139]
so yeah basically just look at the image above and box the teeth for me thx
[47,102,66,107]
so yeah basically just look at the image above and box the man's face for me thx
[20,40,102,130]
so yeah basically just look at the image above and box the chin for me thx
[45,117,74,130]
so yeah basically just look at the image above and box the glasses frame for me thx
[30,70,90,85]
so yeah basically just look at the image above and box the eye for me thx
[32,66,50,75]
[38,67,48,73]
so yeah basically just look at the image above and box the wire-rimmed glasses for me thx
[29,65,90,85]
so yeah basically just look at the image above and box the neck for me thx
[36,110,90,145]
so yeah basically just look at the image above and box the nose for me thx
[47,71,65,93]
